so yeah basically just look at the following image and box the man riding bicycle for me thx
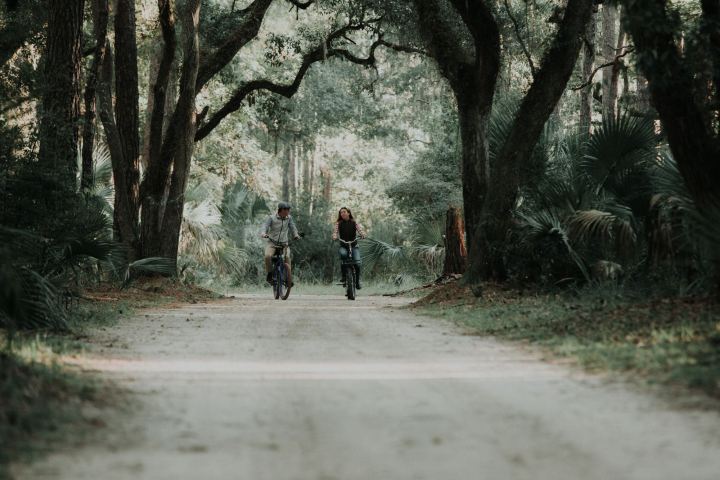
[260,202,300,284]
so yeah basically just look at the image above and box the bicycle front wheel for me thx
[346,266,356,300]
[273,265,284,300]
[281,262,292,300]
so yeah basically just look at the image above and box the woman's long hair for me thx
[336,207,354,222]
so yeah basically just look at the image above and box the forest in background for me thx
[1,0,719,328]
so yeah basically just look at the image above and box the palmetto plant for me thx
[514,115,658,282]
[0,145,176,336]
[179,179,254,280]
[648,152,720,278]
[361,217,446,282]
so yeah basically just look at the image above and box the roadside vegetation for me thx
[0,279,218,479]
[415,283,720,398]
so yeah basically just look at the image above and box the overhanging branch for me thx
[502,0,536,78]
[571,46,634,91]
[195,25,423,142]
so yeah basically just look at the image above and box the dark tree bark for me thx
[700,0,720,123]
[140,0,179,258]
[156,0,201,265]
[141,0,177,171]
[98,43,140,256]
[442,206,467,276]
[413,0,500,283]
[112,0,141,254]
[81,0,109,190]
[196,0,273,93]
[38,0,84,188]
[601,3,620,119]
[468,0,594,281]
[579,8,597,133]
[622,0,720,208]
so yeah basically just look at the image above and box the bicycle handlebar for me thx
[336,237,359,245]
[265,232,305,245]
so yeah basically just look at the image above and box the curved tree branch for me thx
[145,0,177,173]
[571,46,633,91]
[196,0,273,93]
[502,0,536,78]
[194,25,420,142]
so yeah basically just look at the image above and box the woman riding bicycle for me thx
[332,207,366,289]
[260,202,300,284]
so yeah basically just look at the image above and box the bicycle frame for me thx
[338,237,359,300]
[268,238,292,300]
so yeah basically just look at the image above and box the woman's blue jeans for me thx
[338,246,361,280]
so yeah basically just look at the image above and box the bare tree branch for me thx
[571,46,634,91]
[287,0,313,8]
[502,0,536,78]
[194,23,420,142]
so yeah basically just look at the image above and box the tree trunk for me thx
[81,0,109,191]
[601,3,619,119]
[289,136,297,204]
[469,0,594,282]
[442,206,467,276]
[413,0,500,285]
[700,0,720,122]
[308,145,317,214]
[623,0,720,208]
[456,93,491,264]
[321,166,332,203]
[158,0,201,267]
[38,0,84,189]
[111,0,141,256]
[302,140,311,196]
[609,20,626,114]
[579,7,596,134]
[139,0,180,259]
[635,74,652,115]
[281,141,290,201]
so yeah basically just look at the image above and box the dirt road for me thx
[14,294,720,479]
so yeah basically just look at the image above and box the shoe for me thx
[340,276,347,286]
[266,272,273,283]
[355,280,362,290]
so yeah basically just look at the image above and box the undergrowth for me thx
[416,282,720,397]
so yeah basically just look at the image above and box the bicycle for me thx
[267,237,295,300]
[337,236,359,301]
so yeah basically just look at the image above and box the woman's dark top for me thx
[338,219,358,245]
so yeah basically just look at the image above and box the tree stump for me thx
[442,206,467,276]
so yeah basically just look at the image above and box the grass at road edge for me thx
[413,283,720,399]
[0,278,222,479]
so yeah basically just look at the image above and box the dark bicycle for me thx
[337,236,359,301]
[268,238,293,300]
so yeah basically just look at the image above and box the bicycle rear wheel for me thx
[346,266,356,300]
[281,262,292,300]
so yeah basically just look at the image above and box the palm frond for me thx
[360,237,406,269]
[581,114,656,198]
[516,210,591,281]
[123,257,177,285]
